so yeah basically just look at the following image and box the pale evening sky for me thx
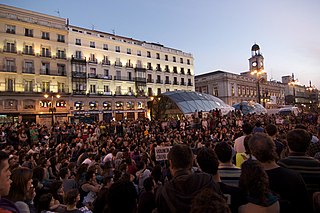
[2,0,320,88]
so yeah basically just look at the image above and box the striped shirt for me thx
[218,166,241,187]
[278,155,320,194]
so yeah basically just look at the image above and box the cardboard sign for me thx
[155,146,172,161]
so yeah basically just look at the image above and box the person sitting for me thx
[155,144,221,213]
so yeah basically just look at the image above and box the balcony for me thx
[3,46,17,53]
[88,58,98,64]
[188,82,193,86]
[165,68,170,73]
[135,67,147,72]
[181,70,185,75]
[156,79,163,84]
[72,71,86,78]
[114,62,122,67]
[40,53,51,58]
[147,66,153,71]
[147,79,154,83]
[23,49,35,56]
[165,80,171,85]
[156,67,162,72]
[134,77,146,82]
[0,65,16,72]
[187,70,192,75]
[71,55,86,63]
[126,63,134,68]
[114,76,134,81]
[180,82,186,86]
[73,90,86,95]
[57,38,65,43]
[173,81,179,85]
[173,70,178,74]
[25,33,33,37]
[42,36,50,40]
[40,70,66,76]
[22,67,35,74]
[97,74,112,80]
[88,73,98,78]
[102,60,111,66]
[6,29,15,34]
[56,53,66,59]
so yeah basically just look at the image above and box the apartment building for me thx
[0,4,195,124]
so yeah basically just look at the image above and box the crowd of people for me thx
[0,109,319,213]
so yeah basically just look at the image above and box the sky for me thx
[3,0,320,88]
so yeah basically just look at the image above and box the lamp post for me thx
[288,77,298,106]
[306,81,315,112]
[251,67,265,104]
[44,94,60,127]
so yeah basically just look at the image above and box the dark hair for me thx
[32,167,44,182]
[50,180,63,203]
[190,188,231,213]
[7,167,33,202]
[64,189,79,205]
[214,142,232,163]
[242,123,253,135]
[167,144,193,170]
[287,129,311,152]
[239,160,270,204]
[196,147,219,175]
[0,151,9,173]
[107,180,137,213]
[243,134,252,155]
[37,193,53,213]
[59,167,69,179]
[265,124,278,137]
[143,177,154,192]
[249,133,277,162]
[85,170,95,182]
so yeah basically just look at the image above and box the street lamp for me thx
[251,68,265,104]
[306,81,316,111]
[288,78,298,105]
[44,94,60,126]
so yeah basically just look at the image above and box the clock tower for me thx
[249,44,267,80]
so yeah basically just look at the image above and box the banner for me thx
[155,146,172,161]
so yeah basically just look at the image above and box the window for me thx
[116,86,121,95]
[42,82,50,92]
[24,80,33,92]
[116,70,121,80]
[76,39,81,45]
[24,45,33,55]
[187,69,191,75]
[104,69,109,76]
[127,48,131,54]
[136,60,142,68]
[57,64,66,75]
[147,74,152,83]
[181,78,185,85]
[180,68,185,74]
[58,82,65,93]
[137,50,141,56]
[90,85,96,94]
[187,59,190,65]
[156,53,160,59]
[188,79,192,86]
[231,85,235,96]
[6,25,15,34]
[57,49,66,59]
[165,65,169,72]
[5,59,16,72]
[5,42,16,53]
[57,34,65,42]
[25,28,33,37]
[147,62,152,70]
[214,87,218,96]
[165,55,168,61]
[41,62,50,75]
[42,32,50,40]
[7,79,15,92]
[115,46,120,52]
[90,41,95,48]
[148,88,153,96]
[90,67,96,74]
[89,53,96,62]
[173,56,176,62]
[173,66,177,73]
[103,44,108,50]
[24,61,34,73]
[41,47,51,57]
[147,51,151,58]
[180,58,183,63]
[104,85,110,92]
[75,51,82,59]
[173,77,178,84]
[156,64,161,71]
[157,88,161,95]
[128,72,132,80]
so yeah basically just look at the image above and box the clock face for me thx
[252,62,257,66]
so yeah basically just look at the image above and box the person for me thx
[265,124,284,159]
[248,133,310,213]
[92,175,113,213]
[135,161,151,192]
[238,160,280,213]
[64,189,91,213]
[252,120,264,134]
[59,167,78,194]
[0,151,19,213]
[214,142,241,187]
[137,177,156,213]
[155,144,221,213]
[278,128,320,198]
[234,123,253,154]
[6,167,33,213]
[37,193,55,213]
[196,147,244,213]
[190,188,231,213]
[80,171,100,208]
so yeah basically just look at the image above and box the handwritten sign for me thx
[155,146,172,161]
